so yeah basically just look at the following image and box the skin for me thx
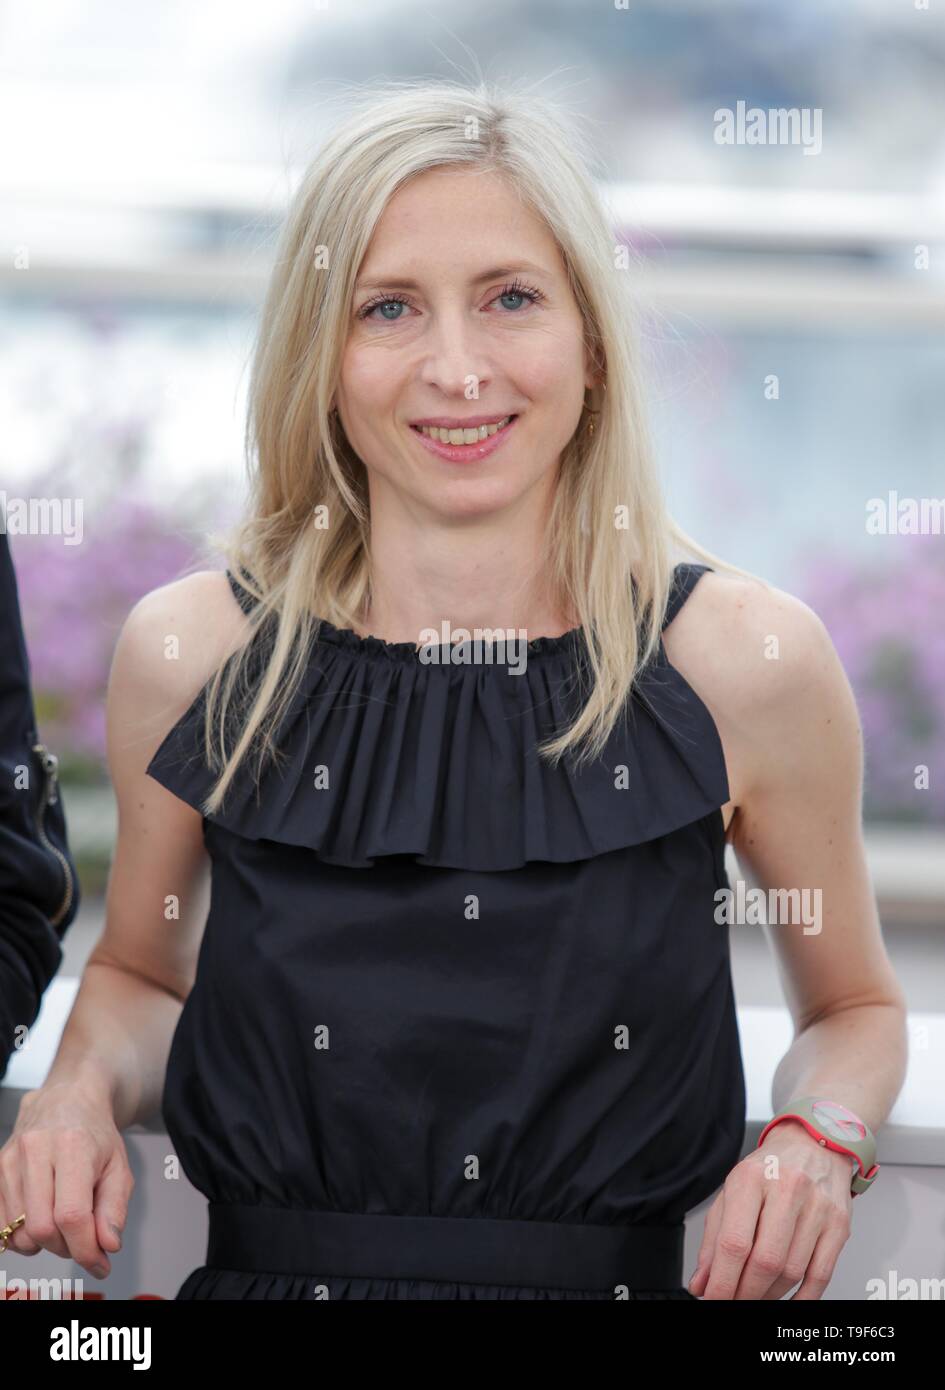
[335,166,597,640]
[0,167,906,1299]
[664,573,907,1299]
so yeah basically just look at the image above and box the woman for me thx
[0,79,906,1301]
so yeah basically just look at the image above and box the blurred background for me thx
[1,0,944,1297]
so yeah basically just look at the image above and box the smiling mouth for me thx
[411,415,516,444]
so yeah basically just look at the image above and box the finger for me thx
[700,1170,763,1300]
[732,1171,811,1301]
[93,1150,133,1254]
[53,1152,113,1278]
[761,1200,825,1301]
[688,1193,724,1295]
[19,1145,71,1260]
[790,1223,849,1300]
[0,1151,43,1257]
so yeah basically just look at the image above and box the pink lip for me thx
[410,413,518,429]
[409,414,518,464]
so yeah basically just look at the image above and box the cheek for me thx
[339,343,402,417]
[513,323,587,403]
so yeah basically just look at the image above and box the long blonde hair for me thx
[196,76,764,814]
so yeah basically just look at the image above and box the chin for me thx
[425,477,534,521]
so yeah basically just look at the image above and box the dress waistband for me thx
[206,1203,686,1292]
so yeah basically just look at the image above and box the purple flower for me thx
[801,533,945,824]
[11,497,198,774]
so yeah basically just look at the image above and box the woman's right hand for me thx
[0,1080,133,1279]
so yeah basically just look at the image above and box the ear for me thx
[583,343,604,393]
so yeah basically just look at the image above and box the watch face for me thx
[811,1099,866,1143]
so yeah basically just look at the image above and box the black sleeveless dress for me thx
[145,561,746,1300]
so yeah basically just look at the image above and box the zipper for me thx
[31,741,75,928]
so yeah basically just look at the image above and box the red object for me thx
[756,1112,879,1196]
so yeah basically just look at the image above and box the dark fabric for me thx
[176,1269,699,1300]
[147,561,746,1300]
[146,568,729,870]
[0,530,80,1077]
[205,1204,686,1290]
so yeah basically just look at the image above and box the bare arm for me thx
[668,573,907,1301]
[727,588,907,1128]
[671,574,907,1123]
[0,570,249,1274]
[40,574,236,1126]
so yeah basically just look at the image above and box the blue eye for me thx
[357,280,545,322]
[491,280,545,312]
[358,295,411,321]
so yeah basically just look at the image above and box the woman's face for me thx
[336,166,595,522]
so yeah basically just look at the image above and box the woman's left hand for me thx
[688,1121,855,1300]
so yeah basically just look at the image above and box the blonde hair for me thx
[196,76,765,814]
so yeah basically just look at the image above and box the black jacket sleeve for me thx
[0,529,81,1079]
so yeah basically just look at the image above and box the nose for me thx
[417,304,492,401]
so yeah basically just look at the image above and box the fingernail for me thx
[92,1264,108,1279]
[110,1224,122,1248]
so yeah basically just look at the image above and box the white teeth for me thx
[417,416,512,443]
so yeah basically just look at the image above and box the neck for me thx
[358,479,575,644]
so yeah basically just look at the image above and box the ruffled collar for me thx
[310,616,587,662]
[145,564,729,870]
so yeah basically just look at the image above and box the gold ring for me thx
[0,1213,26,1252]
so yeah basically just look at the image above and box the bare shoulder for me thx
[664,568,833,702]
[661,566,852,817]
[107,569,253,764]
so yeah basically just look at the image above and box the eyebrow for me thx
[354,262,553,292]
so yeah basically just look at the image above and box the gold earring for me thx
[585,377,606,436]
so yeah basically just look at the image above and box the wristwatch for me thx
[756,1097,879,1197]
